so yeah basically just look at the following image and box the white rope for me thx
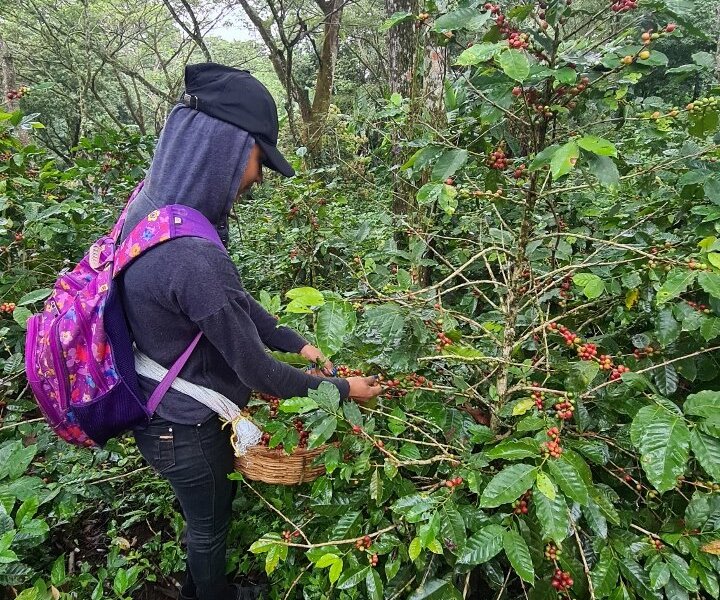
[134,347,262,456]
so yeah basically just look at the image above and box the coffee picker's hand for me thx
[300,344,335,376]
[347,376,383,401]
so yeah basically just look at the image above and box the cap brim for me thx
[257,139,295,177]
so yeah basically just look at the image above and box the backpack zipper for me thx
[51,319,70,410]
[77,308,106,394]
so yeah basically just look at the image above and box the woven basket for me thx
[235,444,329,485]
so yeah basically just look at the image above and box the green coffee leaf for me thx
[479,464,537,507]
[631,404,690,493]
[457,524,505,565]
[503,528,534,583]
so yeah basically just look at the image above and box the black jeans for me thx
[134,415,237,600]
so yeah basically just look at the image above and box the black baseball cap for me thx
[181,62,295,177]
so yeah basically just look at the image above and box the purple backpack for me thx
[24,181,224,447]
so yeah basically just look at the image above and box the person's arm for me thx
[242,292,308,353]
[243,293,335,373]
[196,295,350,399]
[168,242,346,399]
[171,240,379,400]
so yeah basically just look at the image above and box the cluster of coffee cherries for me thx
[259,432,272,446]
[512,163,527,179]
[558,275,573,301]
[289,247,299,260]
[0,302,16,314]
[293,419,310,449]
[686,300,711,314]
[435,331,453,352]
[287,204,300,220]
[513,85,541,105]
[555,77,590,101]
[543,427,563,457]
[544,543,562,561]
[379,378,404,394]
[552,397,575,421]
[368,553,379,567]
[551,569,574,591]
[5,86,29,101]
[444,476,464,490]
[633,345,657,359]
[546,323,631,383]
[379,373,432,398]
[485,4,529,51]
[685,257,709,271]
[634,24,676,54]
[487,147,508,170]
[355,535,373,552]
[610,0,637,11]
[0,151,12,162]
[337,365,364,377]
[507,31,530,50]
[576,342,597,361]
[259,392,281,418]
[547,322,579,346]
[282,530,301,542]
[533,103,557,119]
[517,267,532,296]
[598,354,614,370]
[513,490,532,515]
[649,536,665,551]
[531,385,545,410]
[687,96,719,114]
[610,364,631,381]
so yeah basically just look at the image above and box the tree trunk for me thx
[386,0,418,243]
[423,42,446,127]
[306,0,344,156]
[236,0,344,163]
[418,41,447,285]
[0,37,29,144]
[386,0,417,98]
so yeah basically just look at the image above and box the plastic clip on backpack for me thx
[24,181,224,447]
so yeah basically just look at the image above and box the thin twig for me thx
[282,564,311,600]
[388,575,417,600]
[583,344,720,398]
[0,417,45,431]
[275,524,398,549]
[242,479,311,545]
[91,466,151,485]
[494,570,511,600]
[571,520,596,600]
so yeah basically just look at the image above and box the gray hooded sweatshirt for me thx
[118,105,350,425]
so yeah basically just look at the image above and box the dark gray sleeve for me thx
[171,240,349,399]
[196,298,349,399]
[243,293,308,353]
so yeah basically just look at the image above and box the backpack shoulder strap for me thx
[112,204,224,277]
[112,204,223,414]
[146,331,203,414]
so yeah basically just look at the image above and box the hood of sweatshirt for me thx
[120,104,254,244]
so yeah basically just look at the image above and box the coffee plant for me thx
[2,0,720,598]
